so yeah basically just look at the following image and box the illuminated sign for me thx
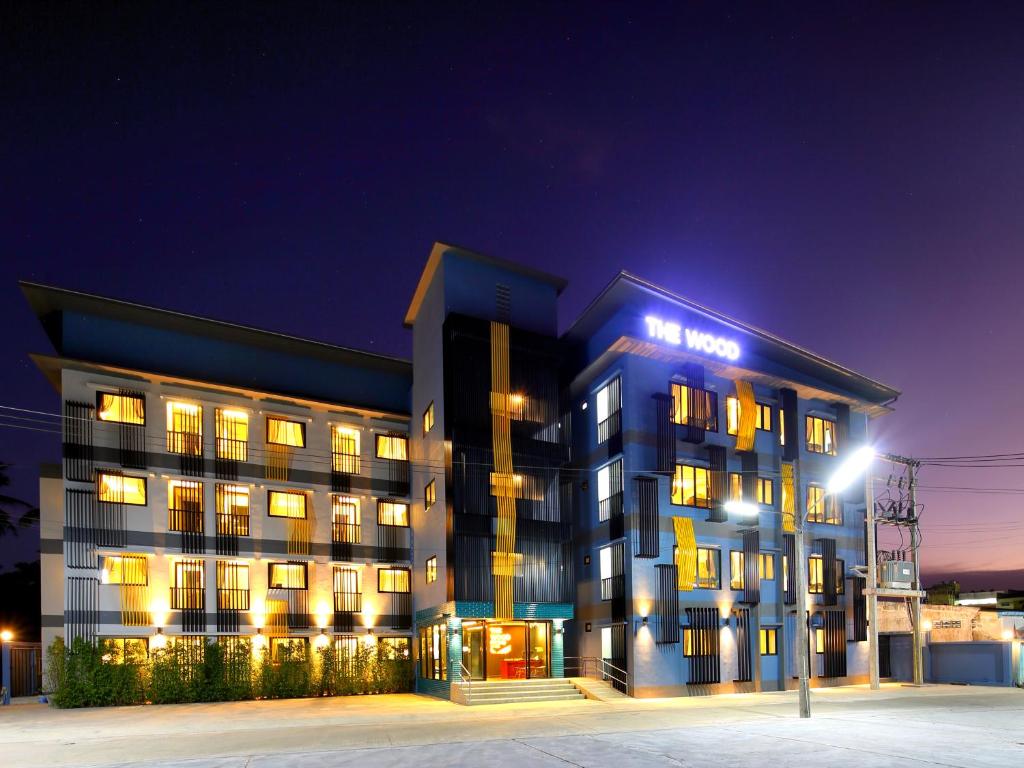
[644,316,740,361]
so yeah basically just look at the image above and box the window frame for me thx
[758,552,775,581]
[96,391,146,425]
[267,561,308,590]
[377,499,410,527]
[214,408,249,461]
[806,484,841,525]
[671,463,711,508]
[808,555,824,594]
[96,471,148,506]
[267,489,308,519]
[695,546,721,590]
[375,433,408,460]
[729,550,744,590]
[378,567,411,593]
[424,479,436,510]
[757,477,774,506]
[423,402,434,436]
[759,627,778,656]
[266,416,306,448]
[670,382,719,431]
[805,415,838,456]
[166,401,203,456]
[331,424,361,474]
[425,556,437,584]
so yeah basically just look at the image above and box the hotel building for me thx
[26,242,898,701]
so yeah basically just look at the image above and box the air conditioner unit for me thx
[879,561,914,589]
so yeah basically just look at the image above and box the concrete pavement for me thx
[1,684,1022,767]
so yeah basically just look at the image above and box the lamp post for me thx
[1,629,13,706]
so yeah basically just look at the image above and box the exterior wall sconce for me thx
[633,615,651,636]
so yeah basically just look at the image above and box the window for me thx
[757,477,774,505]
[425,479,436,509]
[729,472,742,501]
[419,621,447,680]
[596,377,621,445]
[683,626,716,657]
[805,415,837,455]
[759,627,778,656]
[168,480,203,532]
[378,567,411,593]
[425,556,437,584]
[268,490,307,519]
[216,561,250,610]
[214,408,248,461]
[101,555,147,585]
[166,401,202,455]
[380,636,411,660]
[815,627,825,654]
[782,554,789,592]
[331,495,360,542]
[101,637,149,665]
[271,637,308,662]
[836,559,846,594]
[670,383,718,431]
[808,555,824,594]
[423,402,434,435]
[377,500,409,527]
[375,433,408,460]
[266,416,305,448]
[216,484,250,536]
[759,553,775,581]
[671,464,710,508]
[97,472,147,505]
[331,425,360,474]
[333,567,361,612]
[268,562,307,589]
[97,392,145,425]
[806,485,841,524]
[730,551,744,590]
[696,547,720,589]
[597,460,623,521]
[171,559,204,608]
[726,397,773,435]
[779,408,786,446]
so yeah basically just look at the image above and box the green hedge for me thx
[46,636,414,708]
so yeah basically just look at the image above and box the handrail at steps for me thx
[563,655,632,696]
[458,660,472,704]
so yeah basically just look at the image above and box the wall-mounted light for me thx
[150,627,167,651]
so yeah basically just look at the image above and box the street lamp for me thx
[794,446,874,718]
[723,500,759,517]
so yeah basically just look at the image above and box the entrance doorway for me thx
[461,620,549,680]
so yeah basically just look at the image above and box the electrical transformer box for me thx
[880,560,914,589]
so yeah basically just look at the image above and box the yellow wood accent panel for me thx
[287,495,313,556]
[490,320,516,620]
[119,554,150,626]
[265,444,291,481]
[735,380,757,452]
[781,463,796,532]
[673,516,697,591]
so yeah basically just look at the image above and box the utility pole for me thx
[793,460,811,717]
[865,470,880,690]
[907,461,924,686]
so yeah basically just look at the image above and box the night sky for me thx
[2,2,1022,587]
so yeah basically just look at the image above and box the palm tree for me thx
[0,462,38,537]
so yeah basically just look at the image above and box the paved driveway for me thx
[2,684,1022,767]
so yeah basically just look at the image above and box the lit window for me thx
[815,627,825,654]
[267,490,307,519]
[729,472,742,501]
[331,425,360,474]
[757,477,774,505]
[97,392,145,425]
[597,460,623,521]
[166,401,202,455]
[599,545,613,581]
[97,472,147,505]
[759,627,778,656]
[730,551,744,590]
[806,485,841,524]
[595,377,621,442]
[266,416,306,448]
[378,567,410,593]
[332,494,359,526]
[836,559,846,594]
[333,567,360,613]
[670,383,718,430]
[696,547,720,589]
[268,561,307,589]
[378,500,409,527]
[216,484,250,536]
[426,556,437,584]
[215,409,248,461]
[489,471,523,498]
[425,479,436,509]
[726,397,772,435]
[216,562,250,610]
[757,403,772,431]
[101,554,147,585]
[779,408,786,446]
[683,626,716,657]
[168,479,204,532]
[805,415,837,456]
[380,637,411,660]
[759,553,775,581]
[423,402,434,436]
[375,433,408,460]
[808,555,824,594]
[271,637,308,662]
[101,638,149,665]
[671,464,710,508]
[782,554,789,592]
[171,559,204,608]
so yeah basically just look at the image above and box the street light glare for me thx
[827,445,875,494]
[0,630,12,642]
[724,500,759,517]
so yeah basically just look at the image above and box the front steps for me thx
[455,677,586,705]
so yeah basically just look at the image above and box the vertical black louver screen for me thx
[598,376,622,457]
[784,533,796,605]
[390,592,412,629]
[288,588,310,630]
[707,445,727,522]
[377,512,410,561]
[741,451,758,503]
[604,541,626,623]
[66,576,98,643]
[780,388,799,462]
[653,393,674,473]
[608,623,627,692]
[118,389,147,469]
[685,607,721,684]
[65,489,96,569]
[656,563,679,643]
[63,401,94,482]
[170,480,204,555]
[95,483,127,549]
[734,608,752,682]
[852,577,868,641]
[681,363,706,444]
[635,476,659,558]
[822,608,847,678]
[818,537,837,606]
[742,529,760,605]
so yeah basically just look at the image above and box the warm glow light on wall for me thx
[150,598,169,628]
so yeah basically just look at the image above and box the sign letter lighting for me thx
[645,316,740,361]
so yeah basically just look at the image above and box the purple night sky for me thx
[1,3,1022,587]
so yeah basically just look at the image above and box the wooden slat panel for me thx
[734,380,757,452]
[673,516,697,591]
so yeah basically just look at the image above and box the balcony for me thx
[331,522,361,561]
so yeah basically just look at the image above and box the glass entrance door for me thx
[473,621,549,679]
[462,623,485,680]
